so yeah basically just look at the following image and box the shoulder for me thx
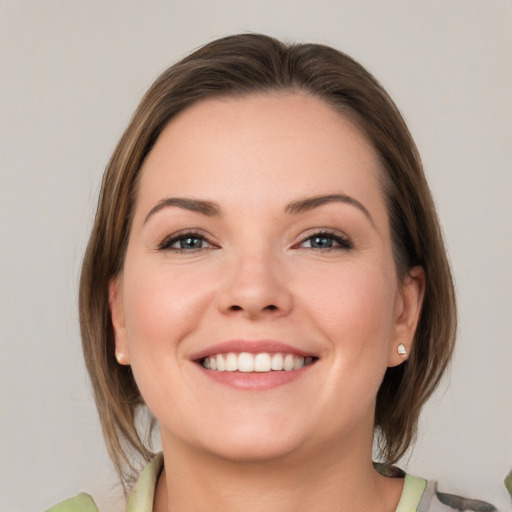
[418,480,499,512]
[378,463,503,512]
[44,492,99,512]
[375,464,499,512]
[44,453,164,512]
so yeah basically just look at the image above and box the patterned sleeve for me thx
[434,490,498,512]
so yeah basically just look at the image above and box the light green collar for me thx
[395,474,427,512]
[126,453,426,512]
[126,452,164,512]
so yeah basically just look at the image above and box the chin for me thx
[175,413,309,464]
[205,433,304,464]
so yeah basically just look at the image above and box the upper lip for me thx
[189,339,318,361]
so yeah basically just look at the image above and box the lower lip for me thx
[195,364,315,390]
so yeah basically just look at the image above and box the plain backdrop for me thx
[1,1,511,511]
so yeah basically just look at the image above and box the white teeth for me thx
[216,354,225,371]
[254,353,271,372]
[202,352,315,372]
[238,352,254,372]
[271,353,284,370]
[283,354,295,371]
[225,352,238,371]
[293,356,304,370]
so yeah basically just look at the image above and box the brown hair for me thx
[79,33,456,488]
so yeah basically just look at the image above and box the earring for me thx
[116,352,128,365]
[397,344,407,357]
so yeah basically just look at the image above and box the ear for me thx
[109,276,130,365]
[387,266,425,367]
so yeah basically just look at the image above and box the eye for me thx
[158,231,215,252]
[299,231,352,250]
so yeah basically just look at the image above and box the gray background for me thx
[1,1,511,511]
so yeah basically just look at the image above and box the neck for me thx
[154,431,403,512]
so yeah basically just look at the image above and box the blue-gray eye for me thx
[300,232,352,250]
[177,236,204,249]
[158,231,213,251]
[308,236,334,249]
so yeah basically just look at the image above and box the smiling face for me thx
[110,93,423,464]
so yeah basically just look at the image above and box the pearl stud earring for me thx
[397,344,407,357]
[116,352,128,365]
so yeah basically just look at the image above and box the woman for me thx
[47,34,502,512]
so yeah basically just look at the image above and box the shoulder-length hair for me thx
[79,33,456,489]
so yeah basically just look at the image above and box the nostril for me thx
[228,304,278,312]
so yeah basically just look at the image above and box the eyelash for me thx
[157,230,215,252]
[157,230,353,253]
[296,230,353,251]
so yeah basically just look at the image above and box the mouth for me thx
[199,352,318,372]
[190,340,319,389]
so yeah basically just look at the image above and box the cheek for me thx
[300,262,397,336]
[121,260,214,356]
[296,259,399,394]
[119,260,216,423]
[288,262,399,433]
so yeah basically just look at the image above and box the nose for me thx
[217,249,293,320]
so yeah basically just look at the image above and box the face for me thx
[110,93,423,463]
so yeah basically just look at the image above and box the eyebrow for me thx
[144,193,375,228]
[285,193,376,228]
[144,197,222,224]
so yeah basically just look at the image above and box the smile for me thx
[201,352,316,372]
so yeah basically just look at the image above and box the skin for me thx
[110,93,424,512]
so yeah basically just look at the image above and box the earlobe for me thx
[109,277,130,365]
[388,266,425,367]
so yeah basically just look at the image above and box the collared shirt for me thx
[45,453,502,512]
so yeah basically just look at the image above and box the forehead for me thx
[136,93,386,221]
